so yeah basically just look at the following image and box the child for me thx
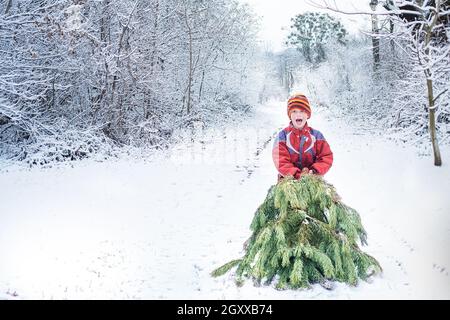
[272,93,333,180]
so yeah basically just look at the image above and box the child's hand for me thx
[302,167,314,175]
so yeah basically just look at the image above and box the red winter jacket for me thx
[272,123,333,180]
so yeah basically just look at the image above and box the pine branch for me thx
[211,259,242,277]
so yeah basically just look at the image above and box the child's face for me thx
[290,109,308,129]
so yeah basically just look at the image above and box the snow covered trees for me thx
[382,0,449,165]
[0,0,261,164]
[285,1,449,165]
[287,12,347,64]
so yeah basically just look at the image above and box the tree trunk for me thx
[149,0,160,76]
[198,70,205,102]
[426,78,442,166]
[423,0,442,166]
[100,0,111,43]
[4,0,12,14]
[389,20,395,55]
[370,8,380,70]
[185,7,193,115]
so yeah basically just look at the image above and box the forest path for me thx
[0,101,449,299]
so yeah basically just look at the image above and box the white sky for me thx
[240,0,372,52]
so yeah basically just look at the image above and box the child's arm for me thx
[310,139,333,175]
[272,132,301,178]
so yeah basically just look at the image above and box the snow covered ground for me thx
[0,100,449,300]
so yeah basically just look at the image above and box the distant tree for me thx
[287,12,347,64]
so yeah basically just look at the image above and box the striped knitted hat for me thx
[287,93,311,118]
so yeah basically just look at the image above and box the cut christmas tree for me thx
[212,174,382,290]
